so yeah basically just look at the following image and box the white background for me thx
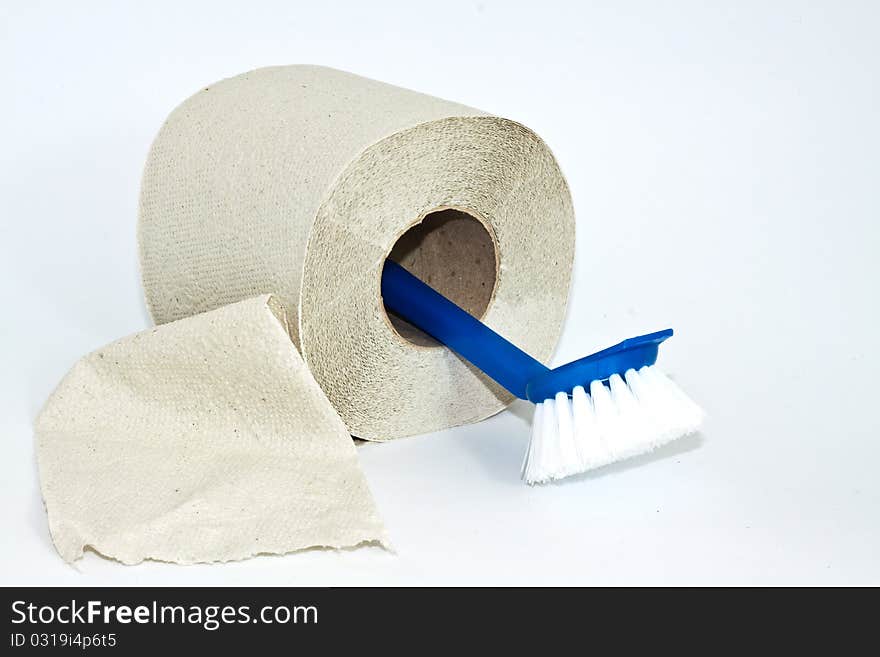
[2,0,878,585]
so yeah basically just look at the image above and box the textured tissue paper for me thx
[37,297,388,564]
[36,65,575,564]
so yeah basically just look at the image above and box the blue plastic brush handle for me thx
[381,259,673,403]
[381,259,549,399]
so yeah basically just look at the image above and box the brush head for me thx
[524,329,673,403]
[521,332,704,485]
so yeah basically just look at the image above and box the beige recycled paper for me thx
[36,296,388,564]
[140,65,575,441]
[36,66,575,564]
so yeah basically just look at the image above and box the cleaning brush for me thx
[381,259,704,484]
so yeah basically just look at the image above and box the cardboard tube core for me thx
[385,207,498,347]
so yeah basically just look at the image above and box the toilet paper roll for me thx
[139,65,575,441]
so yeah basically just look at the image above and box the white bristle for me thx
[589,379,618,452]
[539,398,558,478]
[554,391,580,477]
[522,402,543,478]
[570,385,602,468]
[522,365,704,485]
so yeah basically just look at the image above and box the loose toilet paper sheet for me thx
[36,296,388,564]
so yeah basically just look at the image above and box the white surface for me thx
[1,0,878,585]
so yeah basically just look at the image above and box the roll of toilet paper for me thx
[139,65,575,441]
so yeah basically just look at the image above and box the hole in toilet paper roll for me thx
[383,208,498,348]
